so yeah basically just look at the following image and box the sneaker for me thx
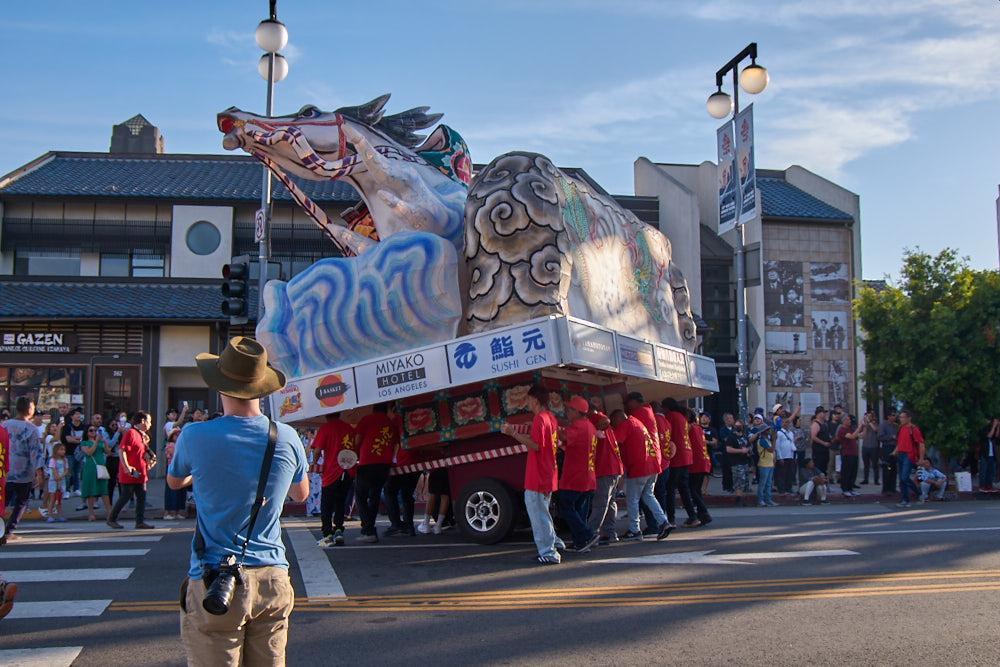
[656,522,675,541]
[75,504,87,511]
[135,523,155,529]
[598,534,619,546]
[63,492,70,499]
[682,517,700,527]
[106,520,123,529]
[417,521,431,535]
[72,490,82,497]
[46,516,55,523]
[697,514,712,526]
[820,499,831,504]
[55,517,67,522]
[433,522,443,535]
[317,535,334,546]
[39,508,48,518]
[802,501,812,506]
[537,555,561,565]
[895,501,911,508]
[334,530,344,546]
[163,514,176,521]
[358,533,379,543]
[620,529,644,542]
[384,525,404,537]
[768,501,779,507]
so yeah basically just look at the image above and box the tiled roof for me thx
[758,177,852,221]
[0,279,258,321]
[0,153,361,203]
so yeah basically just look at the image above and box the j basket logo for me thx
[452,343,478,370]
[315,374,350,407]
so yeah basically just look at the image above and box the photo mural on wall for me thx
[811,311,848,350]
[770,359,813,388]
[828,360,850,410]
[810,262,850,302]
[764,260,804,326]
[765,331,807,355]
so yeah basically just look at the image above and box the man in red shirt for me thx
[687,408,713,526]
[663,397,698,527]
[558,397,600,553]
[311,412,356,546]
[650,400,672,531]
[587,404,624,545]
[611,409,672,541]
[354,403,400,542]
[502,384,562,564]
[891,410,925,508]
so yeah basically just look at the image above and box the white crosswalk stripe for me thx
[0,646,84,666]
[6,568,134,583]
[0,548,149,559]
[6,600,111,619]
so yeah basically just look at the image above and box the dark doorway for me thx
[93,365,140,421]
[168,388,210,418]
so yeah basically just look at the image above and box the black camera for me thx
[202,554,243,616]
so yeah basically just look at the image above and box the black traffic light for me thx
[221,257,250,325]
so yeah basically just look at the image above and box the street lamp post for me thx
[706,43,769,422]
[254,0,289,322]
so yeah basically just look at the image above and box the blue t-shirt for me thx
[168,415,307,578]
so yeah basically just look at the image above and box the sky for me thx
[1,0,998,280]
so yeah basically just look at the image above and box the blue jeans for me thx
[757,466,774,505]
[980,456,997,489]
[625,475,667,534]
[525,490,559,560]
[67,454,81,492]
[898,454,919,503]
[558,489,594,548]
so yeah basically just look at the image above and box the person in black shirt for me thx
[810,407,833,481]
[719,412,735,492]
[724,420,752,506]
[59,409,86,496]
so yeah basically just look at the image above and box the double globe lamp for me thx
[706,60,769,118]
[255,16,289,83]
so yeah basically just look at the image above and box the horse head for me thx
[218,95,469,249]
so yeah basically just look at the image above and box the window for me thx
[185,221,222,255]
[99,251,165,277]
[702,260,735,357]
[13,250,81,276]
[0,365,86,415]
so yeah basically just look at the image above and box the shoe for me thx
[55,517,67,522]
[358,533,379,543]
[39,508,48,518]
[620,529,644,542]
[820,499,830,504]
[578,533,601,553]
[163,514,176,521]
[895,501,911,508]
[802,501,811,506]
[768,501,779,507]
[135,523,155,529]
[758,502,767,507]
[63,492,70,499]
[697,514,712,526]
[46,516,55,523]
[75,504,87,511]
[107,520,123,529]
[682,517,700,527]
[598,534,619,546]
[72,490,81,497]
[384,525,404,537]
[317,535,334,546]
[334,529,344,546]
[417,521,431,534]
[656,522,675,541]
[0,582,18,621]
[642,525,659,536]
[433,522,443,535]
[537,555,561,565]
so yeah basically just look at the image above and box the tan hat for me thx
[567,396,590,414]
[771,403,783,414]
[196,337,285,400]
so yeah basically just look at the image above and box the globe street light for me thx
[706,42,769,423]
[255,1,289,322]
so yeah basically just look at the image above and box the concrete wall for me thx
[159,325,210,368]
[633,158,703,315]
[170,205,233,279]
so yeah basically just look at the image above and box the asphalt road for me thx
[4,499,1000,666]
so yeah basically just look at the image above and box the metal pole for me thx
[731,66,748,422]
[257,53,274,323]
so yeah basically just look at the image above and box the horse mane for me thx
[335,94,443,149]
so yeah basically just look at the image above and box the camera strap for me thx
[193,418,278,565]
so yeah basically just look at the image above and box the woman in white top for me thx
[775,425,798,495]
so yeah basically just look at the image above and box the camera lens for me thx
[203,572,237,616]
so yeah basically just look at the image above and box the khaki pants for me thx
[180,566,294,667]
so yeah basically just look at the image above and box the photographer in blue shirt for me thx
[167,337,308,666]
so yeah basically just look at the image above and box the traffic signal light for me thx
[221,257,250,325]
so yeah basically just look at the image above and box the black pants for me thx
[813,446,830,476]
[881,447,898,493]
[355,463,391,535]
[106,456,120,504]
[109,482,146,526]
[3,481,32,537]
[320,474,354,537]
[664,465,696,524]
[775,459,796,493]
[383,471,421,531]
[861,448,879,484]
[841,455,859,493]
[722,457,733,492]
[688,472,711,519]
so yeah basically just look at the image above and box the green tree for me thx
[855,249,1000,460]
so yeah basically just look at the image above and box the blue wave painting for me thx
[257,231,462,376]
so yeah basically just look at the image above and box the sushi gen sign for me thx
[1,331,77,353]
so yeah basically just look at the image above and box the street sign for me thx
[598,549,858,565]
[254,209,266,243]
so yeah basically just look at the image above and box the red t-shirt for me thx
[0,424,9,508]
[560,418,597,491]
[896,424,924,462]
[630,405,660,453]
[394,446,424,467]
[654,412,672,471]
[589,412,623,477]
[355,412,398,466]
[118,427,149,484]
[614,415,661,479]
[312,418,356,485]
[689,423,711,474]
[837,425,859,457]
[525,410,559,493]
[667,411,693,467]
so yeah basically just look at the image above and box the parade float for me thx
[217,95,717,542]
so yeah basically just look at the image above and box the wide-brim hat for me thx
[196,337,285,400]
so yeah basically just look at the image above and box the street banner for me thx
[717,120,737,234]
[735,104,758,226]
